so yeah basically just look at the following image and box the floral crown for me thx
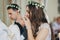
[7,4,21,10]
[28,1,44,8]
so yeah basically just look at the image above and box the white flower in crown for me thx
[11,5,14,7]
[13,5,15,7]
[16,6,18,8]
[32,3,34,5]
[35,3,37,6]
[36,6,38,9]
[40,4,44,8]
[39,3,45,8]
[40,5,42,7]
[38,4,40,7]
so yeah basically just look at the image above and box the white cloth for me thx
[0,20,10,40]
[9,23,24,40]
[39,23,51,40]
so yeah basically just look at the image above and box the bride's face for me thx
[25,7,30,18]
[25,6,32,19]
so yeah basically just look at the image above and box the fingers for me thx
[23,16,29,22]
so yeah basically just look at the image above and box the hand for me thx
[19,18,25,27]
[23,16,31,30]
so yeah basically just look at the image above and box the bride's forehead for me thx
[26,7,29,10]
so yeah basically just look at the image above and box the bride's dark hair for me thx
[27,1,48,38]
